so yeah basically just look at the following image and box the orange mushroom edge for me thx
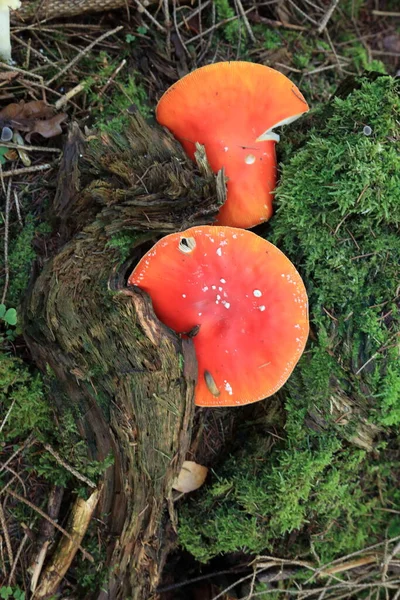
[156,62,309,229]
[128,226,309,408]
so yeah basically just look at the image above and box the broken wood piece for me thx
[32,487,101,599]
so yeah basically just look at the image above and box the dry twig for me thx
[46,25,124,86]
[235,0,256,43]
[372,10,400,17]
[30,540,50,593]
[0,435,35,479]
[54,81,87,110]
[42,443,97,489]
[0,61,44,81]
[0,176,12,304]
[0,163,54,178]
[185,7,255,45]
[0,143,61,154]
[8,527,30,585]
[33,489,101,598]
[95,59,127,102]
[317,0,340,34]
[0,399,16,434]
[13,189,23,226]
[0,502,13,573]
[131,0,166,32]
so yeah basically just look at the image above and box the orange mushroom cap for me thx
[156,62,309,229]
[128,226,309,407]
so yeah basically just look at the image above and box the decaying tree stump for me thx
[22,113,225,599]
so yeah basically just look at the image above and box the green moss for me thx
[82,52,151,133]
[0,353,51,442]
[338,0,364,19]
[97,73,151,135]
[34,439,113,490]
[273,75,400,425]
[7,216,49,307]
[106,231,142,263]
[260,28,282,51]
[178,422,393,563]
[70,521,110,595]
[377,362,400,426]
[0,352,112,490]
[179,414,398,564]
[214,0,241,43]
[342,43,387,74]
[178,76,400,565]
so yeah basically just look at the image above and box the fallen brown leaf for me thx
[0,71,19,82]
[0,99,53,121]
[26,113,68,142]
[0,100,67,140]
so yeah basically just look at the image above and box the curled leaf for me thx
[13,131,31,166]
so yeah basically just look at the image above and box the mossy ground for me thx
[81,48,152,133]
[177,76,400,578]
[0,172,112,597]
[1,1,399,596]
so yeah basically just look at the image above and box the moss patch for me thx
[6,216,50,307]
[82,51,152,134]
[273,75,400,428]
[0,353,51,441]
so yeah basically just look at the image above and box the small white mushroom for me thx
[0,1,21,62]
[172,461,208,493]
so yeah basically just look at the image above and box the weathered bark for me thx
[14,0,181,21]
[22,114,225,599]
[15,0,131,21]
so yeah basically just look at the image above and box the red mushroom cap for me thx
[128,226,309,407]
[156,62,309,229]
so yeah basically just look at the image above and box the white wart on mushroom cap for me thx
[128,226,309,407]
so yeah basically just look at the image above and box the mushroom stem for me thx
[0,1,21,62]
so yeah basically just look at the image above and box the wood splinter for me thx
[33,487,101,599]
